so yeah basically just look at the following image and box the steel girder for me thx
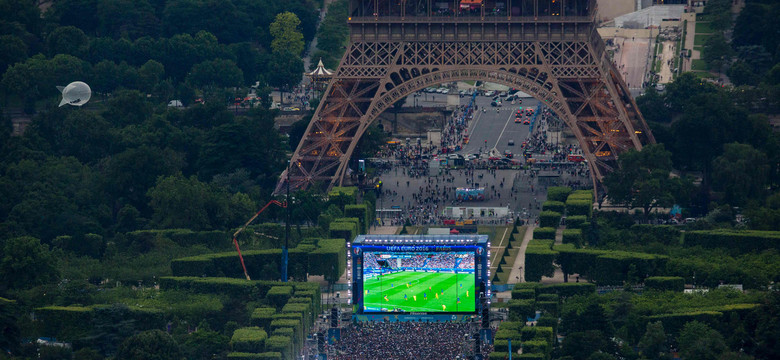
[275,35,654,195]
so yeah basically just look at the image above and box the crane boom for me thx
[232,200,286,280]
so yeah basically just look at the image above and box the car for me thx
[523,119,530,125]
[508,139,515,146]
[488,156,501,161]
[498,91,507,97]
[504,150,513,158]
[491,100,501,107]
[435,88,444,93]
[514,117,522,123]
[484,90,495,97]
[441,88,450,94]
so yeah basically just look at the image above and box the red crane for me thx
[232,200,286,280]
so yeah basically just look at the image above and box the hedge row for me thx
[547,187,572,202]
[159,277,320,305]
[251,308,276,329]
[508,299,535,322]
[227,352,282,359]
[328,220,358,243]
[566,215,588,229]
[231,327,268,353]
[554,244,668,285]
[345,204,370,234]
[644,276,685,292]
[561,229,582,247]
[541,201,565,214]
[539,211,562,228]
[524,240,557,282]
[533,227,556,240]
[565,199,592,217]
[35,305,165,341]
[171,238,345,282]
[629,224,682,246]
[684,230,780,253]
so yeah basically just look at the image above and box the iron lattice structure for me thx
[275,0,654,195]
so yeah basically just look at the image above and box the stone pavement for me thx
[507,225,535,284]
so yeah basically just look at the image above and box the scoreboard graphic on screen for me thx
[350,235,490,315]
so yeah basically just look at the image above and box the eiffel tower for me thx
[275,0,654,195]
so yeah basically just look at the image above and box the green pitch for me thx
[362,271,476,312]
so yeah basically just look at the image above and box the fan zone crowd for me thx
[363,253,475,271]
[332,321,477,360]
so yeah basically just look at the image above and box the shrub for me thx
[521,339,550,355]
[561,229,582,247]
[230,327,267,353]
[683,230,780,253]
[547,187,572,202]
[629,225,682,246]
[250,308,277,330]
[566,215,587,229]
[35,306,93,341]
[537,283,596,298]
[536,294,558,302]
[227,352,282,359]
[565,199,592,217]
[508,299,535,322]
[536,301,559,317]
[308,238,345,283]
[539,211,562,228]
[267,287,293,309]
[265,336,292,358]
[645,276,685,292]
[525,242,557,282]
[645,311,724,336]
[542,201,565,213]
[512,289,536,300]
[328,220,358,242]
[344,204,369,234]
[521,326,554,344]
[489,352,509,360]
[533,227,556,240]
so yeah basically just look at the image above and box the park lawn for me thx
[695,21,714,34]
[363,271,476,312]
[694,34,711,46]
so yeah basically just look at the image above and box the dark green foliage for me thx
[554,244,668,285]
[114,329,183,360]
[521,326,554,344]
[266,286,293,309]
[328,220,358,242]
[525,240,557,282]
[645,311,724,336]
[683,230,780,254]
[533,227,556,240]
[566,215,588,229]
[512,289,536,300]
[264,335,291,359]
[537,301,559,317]
[562,229,583,247]
[0,236,59,290]
[542,201,565,213]
[628,225,682,246]
[230,327,267,353]
[521,339,550,355]
[539,211,562,228]
[547,187,572,202]
[565,199,592,217]
[227,352,282,360]
[644,277,685,292]
[344,204,369,234]
[250,308,276,331]
[537,283,596,298]
[508,299,535,321]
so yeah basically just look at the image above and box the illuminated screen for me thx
[361,251,476,313]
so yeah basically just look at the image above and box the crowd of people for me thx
[332,321,478,360]
[363,253,475,271]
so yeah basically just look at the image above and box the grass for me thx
[694,34,711,46]
[691,59,710,71]
[692,71,717,79]
[695,21,715,34]
[362,271,476,312]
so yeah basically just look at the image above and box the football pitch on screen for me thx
[363,271,476,312]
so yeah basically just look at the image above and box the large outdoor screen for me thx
[361,251,476,313]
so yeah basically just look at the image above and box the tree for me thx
[638,321,668,360]
[0,34,27,73]
[46,26,89,58]
[138,59,164,94]
[602,144,680,218]
[677,321,726,360]
[181,325,229,359]
[711,143,770,206]
[96,0,160,39]
[727,61,759,87]
[635,87,671,123]
[561,330,612,360]
[269,12,304,56]
[0,236,59,290]
[701,33,732,73]
[115,329,183,360]
[187,58,244,89]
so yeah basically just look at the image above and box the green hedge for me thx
[554,244,668,285]
[566,215,587,229]
[489,352,510,360]
[345,204,369,234]
[541,201,565,214]
[231,327,268,353]
[644,276,685,292]
[308,238,346,283]
[645,311,724,336]
[684,230,780,253]
[547,187,572,202]
[525,241,557,282]
[561,229,582,247]
[536,301,559,317]
[267,287,293,308]
[328,220,358,242]
[521,339,550,355]
[536,294,558,302]
[35,306,93,340]
[521,326,554,344]
[536,283,596,298]
[565,199,592,217]
[227,352,282,360]
[251,308,277,330]
[512,288,536,300]
[539,211,562,228]
[265,335,292,359]
[508,299,535,322]
[629,225,682,246]
[533,227,556,240]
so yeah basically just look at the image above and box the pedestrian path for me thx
[508,225,535,284]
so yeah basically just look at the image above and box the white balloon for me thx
[57,81,92,107]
